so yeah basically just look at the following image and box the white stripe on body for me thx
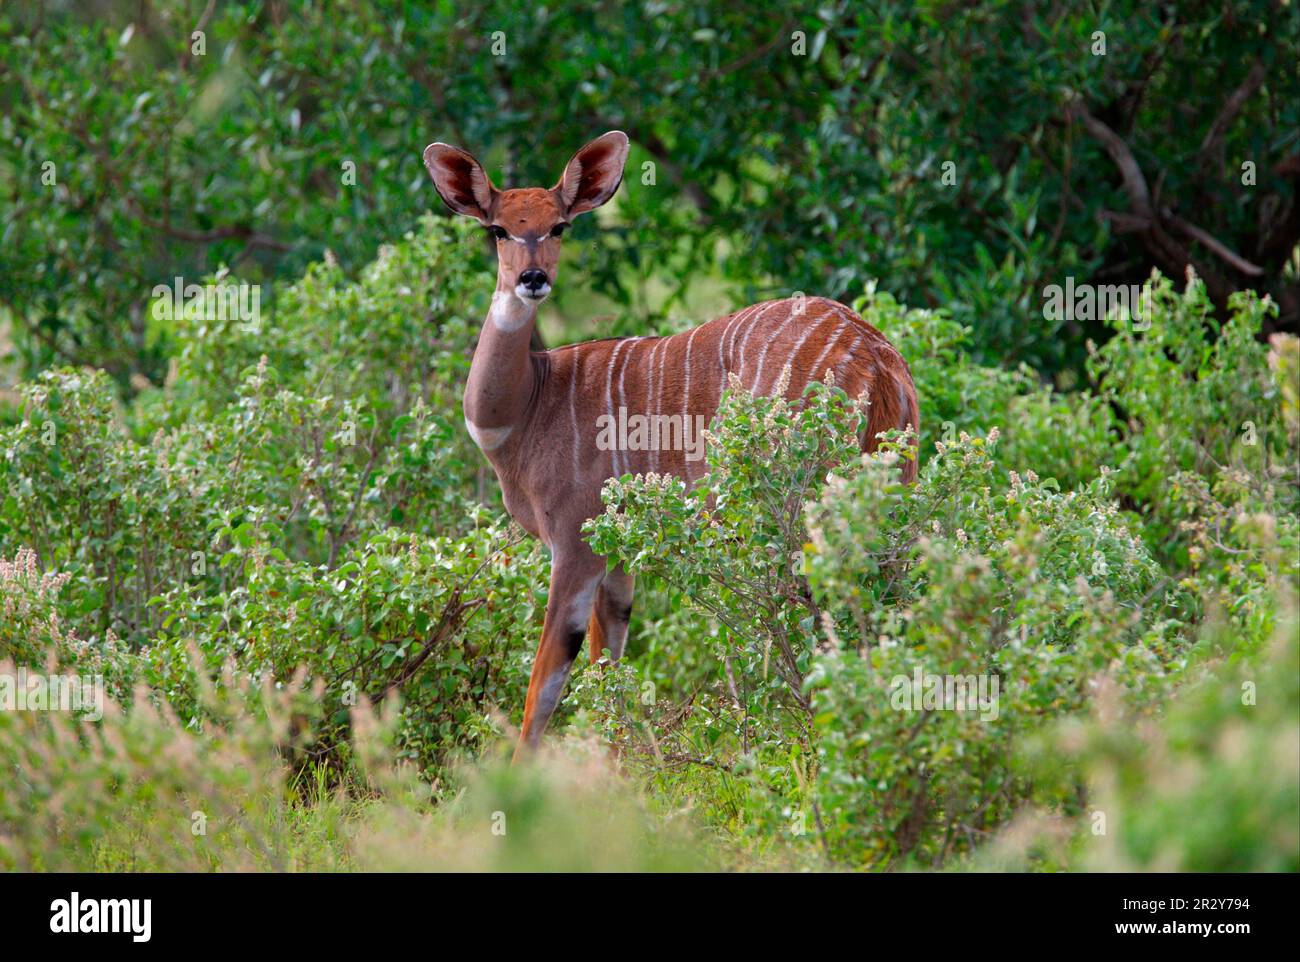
[605,339,633,477]
[833,334,865,390]
[647,337,665,473]
[682,326,699,483]
[802,319,850,394]
[755,301,833,395]
[718,304,759,376]
[569,350,582,477]
[737,301,779,374]
[615,337,646,477]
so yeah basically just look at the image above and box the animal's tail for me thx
[860,363,919,484]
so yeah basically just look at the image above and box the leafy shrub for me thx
[141,522,546,774]
[1,216,490,641]
[851,284,1119,492]
[0,368,210,644]
[1088,275,1294,553]
[806,433,1183,868]
[988,609,1300,872]
[588,370,868,713]
[581,371,882,857]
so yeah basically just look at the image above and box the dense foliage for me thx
[1,1,1296,382]
[3,214,1295,870]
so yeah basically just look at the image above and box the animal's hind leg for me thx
[587,565,636,664]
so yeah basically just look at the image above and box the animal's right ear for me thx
[422,143,497,222]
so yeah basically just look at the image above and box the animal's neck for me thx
[464,290,539,439]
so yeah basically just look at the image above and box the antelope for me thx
[422,131,919,760]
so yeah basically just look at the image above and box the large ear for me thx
[553,130,629,217]
[423,143,497,221]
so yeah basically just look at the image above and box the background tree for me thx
[1,0,1296,379]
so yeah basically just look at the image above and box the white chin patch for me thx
[516,283,551,302]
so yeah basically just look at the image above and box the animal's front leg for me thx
[514,544,605,761]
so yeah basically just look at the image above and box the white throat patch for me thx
[490,290,536,332]
[465,415,513,451]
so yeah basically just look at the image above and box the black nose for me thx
[519,269,549,292]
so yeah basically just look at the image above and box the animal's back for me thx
[541,296,918,491]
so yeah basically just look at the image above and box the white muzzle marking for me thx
[515,282,551,304]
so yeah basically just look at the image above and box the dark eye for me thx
[487,225,507,241]
[550,223,568,238]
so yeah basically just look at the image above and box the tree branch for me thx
[1066,95,1151,218]
[1067,93,1239,308]
[1163,209,1265,277]
[1198,58,1266,174]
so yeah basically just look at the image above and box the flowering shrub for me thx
[0,547,72,664]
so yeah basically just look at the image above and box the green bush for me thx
[850,285,1121,492]
[1088,274,1295,556]
[144,522,547,773]
[987,610,1300,872]
[806,432,1183,868]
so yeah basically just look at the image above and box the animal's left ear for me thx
[553,130,629,217]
